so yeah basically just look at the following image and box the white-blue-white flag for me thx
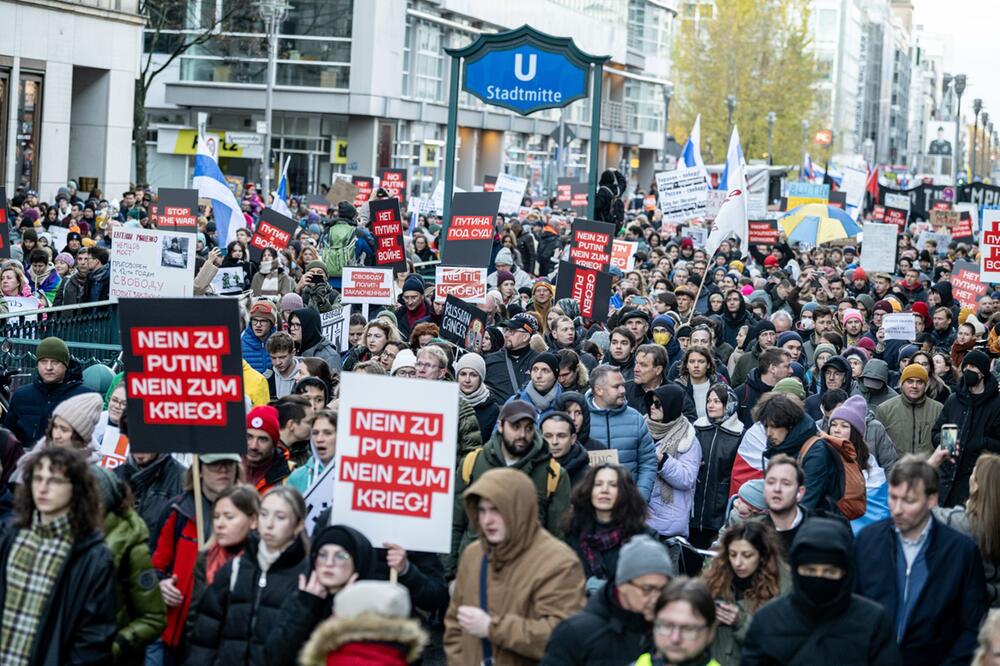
[270,157,292,218]
[707,149,748,258]
[719,125,747,192]
[193,136,247,246]
[679,114,708,182]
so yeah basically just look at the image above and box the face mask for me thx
[796,574,843,608]
[800,319,815,331]
[259,260,273,273]
[963,369,982,387]
[653,331,670,346]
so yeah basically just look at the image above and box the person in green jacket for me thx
[91,465,167,665]
[875,363,943,458]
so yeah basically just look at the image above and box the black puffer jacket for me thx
[470,396,500,445]
[804,355,853,421]
[187,534,309,666]
[690,411,744,534]
[3,359,95,445]
[484,346,540,404]
[735,368,775,428]
[932,373,1000,506]
[114,453,185,545]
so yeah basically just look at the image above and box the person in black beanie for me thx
[500,351,563,422]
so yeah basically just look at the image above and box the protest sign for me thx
[953,260,988,308]
[98,426,129,469]
[49,226,69,254]
[368,198,407,273]
[952,212,975,243]
[884,192,910,231]
[556,177,574,206]
[320,304,352,353]
[981,209,1000,282]
[860,223,898,273]
[956,202,980,233]
[435,267,487,304]
[930,210,959,229]
[587,448,620,466]
[882,313,916,341]
[682,226,708,247]
[352,176,375,208]
[441,191,501,267]
[325,178,358,207]
[154,188,198,233]
[247,208,298,262]
[917,230,950,256]
[302,462,337,536]
[341,267,395,305]
[303,195,329,215]
[748,219,780,246]
[4,297,39,324]
[379,169,408,207]
[555,261,612,323]
[0,187,8,259]
[570,182,589,216]
[842,167,867,217]
[495,173,528,215]
[331,372,458,553]
[482,175,497,192]
[787,182,830,208]
[210,267,245,295]
[705,189,727,221]
[119,298,246,454]
[440,295,487,351]
[656,167,708,222]
[611,239,638,271]
[569,219,615,271]
[873,204,885,222]
[111,227,195,300]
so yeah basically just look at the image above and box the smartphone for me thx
[309,274,324,284]
[941,424,958,456]
[630,296,648,305]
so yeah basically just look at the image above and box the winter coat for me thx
[114,454,186,546]
[541,579,653,665]
[444,469,586,665]
[555,443,590,487]
[803,355,853,421]
[709,566,792,666]
[0,528,117,666]
[87,262,111,303]
[933,505,1000,608]
[931,374,1000,506]
[816,411,898,473]
[484,347,540,404]
[585,390,657,499]
[720,301,754,349]
[555,391,601,451]
[3,359,95,446]
[763,415,844,516]
[851,359,898,409]
[536,226,562,277]
[876,393,943,459]
[691,413,745,534]
[854,516,988,665]
[240,323,274,375]
[30,264,62,304]
[54,270,88,306]
[293,307,343,372]
[735,369,775,429]
[731,339,764,388]
[470,396,500,444]
[187,534,310,666]
[298,613,427,666]
[458,396,484,459]
[104,509,167,664]
[646,423,702,538]
[250,270,295,298]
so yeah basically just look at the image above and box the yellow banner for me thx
[332,139,348,165]
[170,130,246,158]
[787,195,828,209]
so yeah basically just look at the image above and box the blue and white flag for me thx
[801,153,814,182]
[271,157,292,218]
[679,114,708,182]
[193,136,247,246]
[719,125,747,192]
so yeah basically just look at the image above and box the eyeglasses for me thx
[251,318,271,326]
[624,580,666,597]
[415,361,440,371]
[109,397,127,408]
[316,549,353,564]
[653,622,708,640]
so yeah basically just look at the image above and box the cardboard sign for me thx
[441,191,501,267]
[981,209,1000,282]
[611,239,638,271]
[748,219,780,246]
[98,426,129,469]
[860,223,898,274]
[882,313,916,341]
[555,261,611,323]
[248,208,298,262]
[569,219,615,271]
[556,177,574,206]
[320,304,352,353]
[341,267,395,305]
[211,267,245,295]
[440,295,487,351]
[332,372,458,553]
[155,188,198,232]
[682,226,708,247]
[570,182,589,216]
[495,173,528,215]
[368,198,406,273]
[119,298,246,454]
[110,227,195,300]
[482,175,497,193]
[326,177,358,207]
[705,189,727,221]
[656,167,708,222]
[435,266,487,304]
[352,176,375,208]
[587,448,620,466]
[930,210,959,228]
[379,169,407,207]
[953,260,988,308]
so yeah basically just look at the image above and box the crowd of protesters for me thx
[0,171,999,666]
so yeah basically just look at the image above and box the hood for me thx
[931,281,954,308]
[463,468,540,567]
[744,368,773,393]
[298,614,428,666]
[694,410,743,435]
[293,307,323,351]
[763,414,817,459]
[859,358,889,386]
[789,517,854,618]
[958,371,1000,405]
[646,383,688,423]
[819,355,852,393]
[599,169,617,192]
[555,391,591,442]
[723,291,748,323]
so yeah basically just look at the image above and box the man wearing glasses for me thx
[241,300,278,374]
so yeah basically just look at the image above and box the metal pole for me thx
[801,119,808,179]
[262,10,279,201]
[441,55,461,257]
[953,75,966,183]
[766,111,776,165]
[586,63,603,221]
[979,112,990,178]
[972,99,982,180]
[662,84,673,169]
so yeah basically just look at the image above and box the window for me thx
[403,18,445,102]
[16,74,42,191]
[628,0,674,59]
[624,80,665,133]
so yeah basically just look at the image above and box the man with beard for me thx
[447,400,570,576]
[500,352,563,422]
[484,313,541,404]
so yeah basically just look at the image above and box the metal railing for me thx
[0,300,122,374]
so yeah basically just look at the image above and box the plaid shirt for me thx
[0,513,73,666]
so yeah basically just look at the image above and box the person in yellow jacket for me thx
[241,360,269,407]
[632,578,721,666]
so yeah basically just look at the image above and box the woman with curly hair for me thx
[342,318,402,371]
[408,321,440,352]
[702,520,790,665]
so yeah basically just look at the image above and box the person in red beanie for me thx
[849,267,870,297]
[244,405,290,492]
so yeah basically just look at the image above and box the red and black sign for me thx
[352,176,375,208]
[0,187,9,259]
[954,210,975,243]
[884,206,908,231]
[441,191,501,268]
[570,182,589,216]
[305,194,330,216]
[569,218,614,271]
[828,191,847,210]
[119,298,246,455]
[440,295,488,352]
[748,219,780,247]
[482,175,497,193]
[248,208,298,263]
[555,260,612,323]
[379,169,408,208]
[873,204,885,222]
[154,188,198,233]
[556,177,575,206]
[368,197,406,274]
[952,260,987,309]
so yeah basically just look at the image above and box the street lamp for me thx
[258,0,293,202]
[725,95,737,135]
[953,74,966,183]
[801,119,809,176]
[980,111,990,178]
[989,122,996,177]
[661,84,674,169]
[766,111,776,165]
[972,99,982,179]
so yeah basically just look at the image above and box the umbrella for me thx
[779,204,863,245]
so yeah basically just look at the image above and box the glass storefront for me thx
[15,74,42,191]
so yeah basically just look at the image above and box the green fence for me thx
[0,300,122,375]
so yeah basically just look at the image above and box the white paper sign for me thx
[885,193,911,212]
[211,267,244,295]
[435,266,487,303]
[49,226,69,253]
[320,304,352,353]
[332,373,458,553]
[303,462,337,535]
[917,230,951,256]
[4,297,39,323]
[860,223,898,274]
[883,313,917,341]
[494,173,528,215]
[705,190,727,221]
[842,167,867,217]
[110,227,195,300]
[656,167,708,222]
[682,226,708,247]
[340,267,395,305]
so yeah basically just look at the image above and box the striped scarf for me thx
[0,513,73,666]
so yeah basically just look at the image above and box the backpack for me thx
[322,223,359,277]
[461,447,561,497]
[797,434,866,520]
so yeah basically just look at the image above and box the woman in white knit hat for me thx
[43,392,104,458]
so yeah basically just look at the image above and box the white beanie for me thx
[495,247,514,266]
[390,349,417,375]
[453,352,486,380]
[51,392,104,442]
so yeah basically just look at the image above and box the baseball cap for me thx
[500,312,538,335]
[200,453,242,464]
[499,399,536,424]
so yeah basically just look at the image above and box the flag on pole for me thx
[271,157,292,218]
[193,136,247,246]
[706,140,748,258]
[801,153,814,182]
[718,125,747,193]
[679,114,708,182]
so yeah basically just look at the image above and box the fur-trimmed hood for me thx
[298,613,428,665]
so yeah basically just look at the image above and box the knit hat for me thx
[842,346,870,365]
[813,343,837,360]
[886,296,903,313]
[454,352,486,380]
[738,478,767,512]
[851,267,868,282]
[900,363,928,385]
[337,201,357,220]
[830,394,867,438]
[777,331,803,347]
[246,405,280,445]
[375,308,399,330]
[390,349,417,376]
[764,255,780,267]
[305,260,328,276]
[616,534,675,583]
[494,247,515,266]
[841,308,863,325]
[873,299,893,315]
[334,581,410,620]
[279,292,304,313]
[496,269,515,286]
[729,260,745,274]
[402,274,426,296]
[965,314,987,338]
[962,349,992,377]
[51,393,103,442]
[532,352,559,376]
[311,524,375,579]
[36,337,70,367]
[773,377,806,400]
[249,300,278,327]
[856,336,876,353]
[54,252,75,268]
[90,464,124,510]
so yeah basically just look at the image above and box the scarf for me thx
[577,523,625,579]
[0,513,74,666]
[256,540,285,574]
[951,338,976,370]
[205,542,243,586]
[645,415,696,504]
[524,382,559,412]
[463,382,493,407]
[405,299,428,331]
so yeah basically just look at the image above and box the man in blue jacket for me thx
[854,456,987,666]
[585,365,656,499]
[240,300,277,374]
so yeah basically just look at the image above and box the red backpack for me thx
[797,434,867,520]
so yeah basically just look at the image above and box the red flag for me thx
[866,166,880,200]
